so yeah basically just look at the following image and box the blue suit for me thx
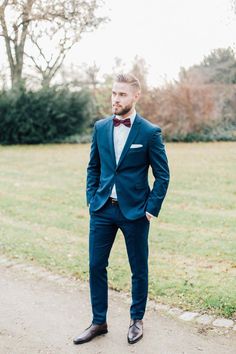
[87,113,169,324]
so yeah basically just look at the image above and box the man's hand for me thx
[145,212,153,222]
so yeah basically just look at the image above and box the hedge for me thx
[0,86,95,144]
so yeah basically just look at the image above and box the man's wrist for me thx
[146,211,155,218]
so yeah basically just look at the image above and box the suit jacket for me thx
[86,113,170,220]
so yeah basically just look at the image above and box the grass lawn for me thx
[0,142,235,318]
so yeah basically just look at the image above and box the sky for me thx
[66,0,236,86]
[0,0,235,87]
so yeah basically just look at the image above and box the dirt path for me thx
[0,261,235,354]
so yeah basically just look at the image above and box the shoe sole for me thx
[127,333,143,344]
[73,330,108,345]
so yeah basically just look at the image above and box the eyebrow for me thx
[112,90,127,95]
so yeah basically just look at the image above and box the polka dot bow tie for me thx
[113,117,131,127]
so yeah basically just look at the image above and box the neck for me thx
[120,107,135,119]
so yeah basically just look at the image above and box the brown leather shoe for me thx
[127,319,143,344]
[73,323,108,345]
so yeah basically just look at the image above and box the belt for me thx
[109,197,119,205]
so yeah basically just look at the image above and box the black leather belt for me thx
[109,197,119,205]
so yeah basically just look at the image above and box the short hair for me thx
[114,73,141,91]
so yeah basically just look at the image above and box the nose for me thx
[114,95,120,103]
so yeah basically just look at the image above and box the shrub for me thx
[0,86,95,144]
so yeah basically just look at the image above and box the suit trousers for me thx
[89,198,150,324]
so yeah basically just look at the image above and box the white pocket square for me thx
[130,144,143,148]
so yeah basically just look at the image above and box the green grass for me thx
[0,142,235,318]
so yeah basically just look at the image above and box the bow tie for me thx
[113,117,131,128]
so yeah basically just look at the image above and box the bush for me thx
[0,86,95,144]
[163,118,236,142]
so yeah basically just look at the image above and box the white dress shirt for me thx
[110,110,136,199]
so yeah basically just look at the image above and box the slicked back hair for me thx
[114,73,141,91]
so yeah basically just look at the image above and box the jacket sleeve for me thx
[86,123,101,206]
[146,127,170,217]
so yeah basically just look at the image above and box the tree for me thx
[0,0,106,88]
[201,48,236,84]
[179,48,236,85]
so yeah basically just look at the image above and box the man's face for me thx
[111,82,140,117]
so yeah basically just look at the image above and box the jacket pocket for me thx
[129,147,143,153]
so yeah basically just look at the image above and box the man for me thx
[73,73,169,345]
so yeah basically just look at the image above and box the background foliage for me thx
[0,87,95,144]
[88,49,236,142]
[0,47,236,144]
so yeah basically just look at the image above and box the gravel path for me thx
[0,260,235,354]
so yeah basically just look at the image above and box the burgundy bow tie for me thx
[113,117,131,128]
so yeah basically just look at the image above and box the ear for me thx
[134,90,141,102]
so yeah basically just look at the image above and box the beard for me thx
[112,104,133,117]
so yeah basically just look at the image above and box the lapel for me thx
[116,113,142,170]
[106,116,116,166]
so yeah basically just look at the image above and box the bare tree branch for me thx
[0,0,107,88]
[29,35,50,64]
[0,7,15,74]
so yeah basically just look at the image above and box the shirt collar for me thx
[115,109,136,126]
